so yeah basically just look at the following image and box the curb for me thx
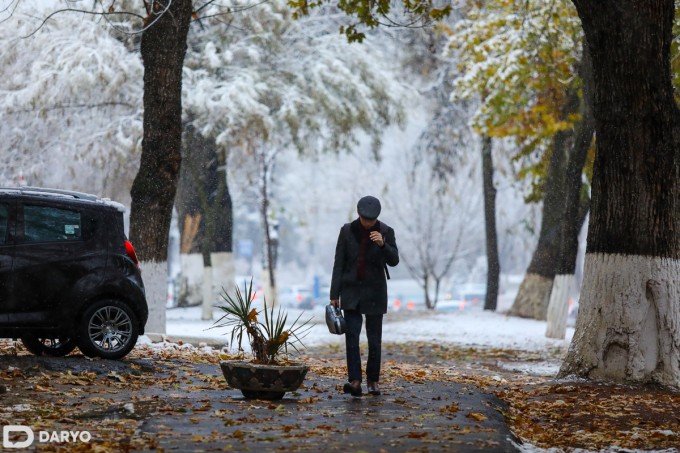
[144,333,228,349]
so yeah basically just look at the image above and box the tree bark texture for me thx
[508,139,563,319]
[509,140,585,319]
[510,48,594,319]
[129,0,193,262]
[139,261,167,334]
[510,273,554,319]
[560,0,680,386]
[177,124,234,258]
[481,136,500,311]
[556,43,594,276]
[545,43,595,338]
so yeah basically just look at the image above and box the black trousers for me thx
[344,309,383,383]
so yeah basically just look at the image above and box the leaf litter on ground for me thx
[1,338,678,451]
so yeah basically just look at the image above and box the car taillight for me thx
[297,294,303,302]
[125,240,141,272]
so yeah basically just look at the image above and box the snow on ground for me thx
[158,304,574,354]
[498,361,563,377]
[513,442,679,453]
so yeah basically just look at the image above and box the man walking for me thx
[330,195,399,396]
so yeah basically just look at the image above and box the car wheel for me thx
[21,335,77,357]
[77,299,139,360]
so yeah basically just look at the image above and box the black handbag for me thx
[325,305,346,335]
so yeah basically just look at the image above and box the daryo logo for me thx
[3,425,91,449]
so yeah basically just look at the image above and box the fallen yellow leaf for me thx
[467,412,487,422]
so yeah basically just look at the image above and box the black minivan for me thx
[0,187,147,359]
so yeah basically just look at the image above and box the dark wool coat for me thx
[330,219,399,315]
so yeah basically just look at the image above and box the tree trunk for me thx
[177,125,206,258]
[262,204,276,292]
[509,57,593,320]
[556,43,594,278]
[510,273,554,319]
[177,124,234,256]
[128,0,192,333]
[546,43,595,339]
[424,273,433,309]
[201,264,213,321]
[260,157,277,301]
[559,0,680,387]
[481,136,500,311]
[129,0,192,262]
[545,274,574,339]
[177,124,234,311]
[509,140,568,318]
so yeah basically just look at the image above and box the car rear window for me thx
[23,205,82,242]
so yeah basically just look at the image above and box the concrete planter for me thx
[220,361,309,400]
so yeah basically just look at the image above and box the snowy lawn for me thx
[161,304,574,381]
[163,304,574,353]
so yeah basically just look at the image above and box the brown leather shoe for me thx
[367,380,381,396]
[342,380,362,396]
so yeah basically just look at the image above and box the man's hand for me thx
[369,231,384,247]
[330,299,339,308]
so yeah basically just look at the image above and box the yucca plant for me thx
[212,280,311,365]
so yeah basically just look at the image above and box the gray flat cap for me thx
[357,195,381,220]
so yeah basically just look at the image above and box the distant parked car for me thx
[0,187,147,359]
[277,285,311,308]
[437,283,486,311]
[298,295,318,310]
[299,285,331,310]
[388,279,427,311]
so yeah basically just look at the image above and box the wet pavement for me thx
[0,344,519,452]
[140,363,516,452]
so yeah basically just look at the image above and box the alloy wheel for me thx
[87,306,133,353]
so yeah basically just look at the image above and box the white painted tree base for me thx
[202,265,214,321]
[180,253,204,306]
[212,252,235,302]
[139,260,167,335]
[509,273,553,320]
[179,252,236,307]
[559,253,680,387]
[260,269,277,307]
[545,274,574,339]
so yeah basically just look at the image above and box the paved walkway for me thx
[141,362,517,452]
[0,342,518,452]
